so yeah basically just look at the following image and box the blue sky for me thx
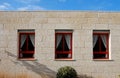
[0,0,120,11]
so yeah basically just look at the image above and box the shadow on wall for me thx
[4,50,94,78]
[77,74,94,78]
[5,50,56,78]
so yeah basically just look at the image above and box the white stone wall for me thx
[0,11,120,78]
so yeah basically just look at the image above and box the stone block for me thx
[32,18,48,24]
[98,12,111,18]
[56,12,85,18]
[74,37,85,48]
[111,29,120,36]
[98,18,110,24]
[84,12,98,18]
[47,18,61,24]
[28,24,41,29]
[82,24,95,29]
[109,24,120,29]
[84,41,92,48]
[0,50,8,59]
[74,48,84,60]
[18,12,33,18]
[94,24,109,29]
[61,18,87,24]
[0,24,3,30]
[55,24,75,29]
[0,40,7,48]
[110,18,120,24]
[87,18,98,24]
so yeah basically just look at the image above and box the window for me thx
[18,30,35,59]
[93,30,109,59]
[55,30,72,59]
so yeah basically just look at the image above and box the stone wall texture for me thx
[0,11,120,78]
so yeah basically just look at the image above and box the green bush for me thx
[56,66,77,78]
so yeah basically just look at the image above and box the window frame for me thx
[18,32,35,59]
[55,32,72,59]
[93,32,109,59]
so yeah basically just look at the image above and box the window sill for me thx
[18,58,37,61]
[55,59,76,61]
[93,59,114,61]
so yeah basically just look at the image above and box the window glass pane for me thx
[100,35,107,51]
[93,35,107,52]
[56,34,63,51]
[100,38,106,52]
[93,37,99,52]
[20,34,27,51]
[27,35,35,51]
[64,34,71,51]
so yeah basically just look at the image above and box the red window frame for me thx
[19,32,35,59]
[55,32,72,59]
[93,32,109,59]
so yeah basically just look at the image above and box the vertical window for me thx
[55,30,72,59]
[18,30,35,59]
[93,30,109,59]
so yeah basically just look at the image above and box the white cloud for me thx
[16,0,40,4]
[3,3,10,7]
[15,0,44,11]
[17,5,45,11]
[0,2,45,11]
[0,3,11,10]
